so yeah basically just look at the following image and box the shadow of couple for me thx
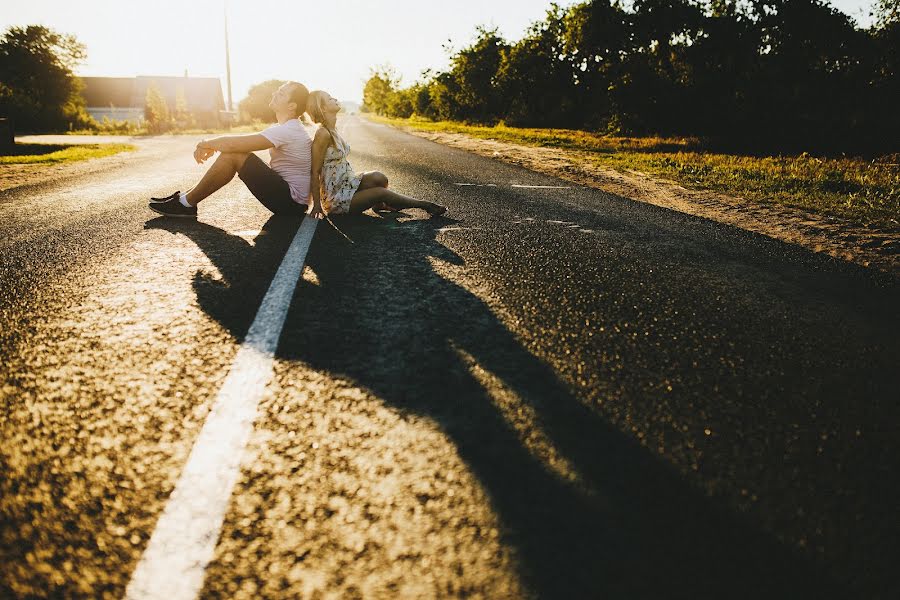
[145,212,841,599]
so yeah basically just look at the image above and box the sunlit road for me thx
[2,117,898,599]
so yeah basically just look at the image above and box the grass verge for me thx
[0,143,136,165]
[371,115,899,230]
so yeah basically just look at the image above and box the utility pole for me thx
[224,0,233,112]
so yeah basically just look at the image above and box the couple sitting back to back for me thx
[149,81,446,219]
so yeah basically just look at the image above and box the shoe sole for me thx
[149,205,197,218]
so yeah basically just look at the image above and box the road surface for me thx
[1,117,898,599]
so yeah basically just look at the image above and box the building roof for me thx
[80,77,134,108]
[80,76,226,112]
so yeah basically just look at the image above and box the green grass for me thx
[0,143,136,165]
[372,115,900,230]
[371,114,701,154]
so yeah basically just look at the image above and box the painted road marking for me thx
[511,185,572,189]
[453,183,572,189]
[124,217,319,600]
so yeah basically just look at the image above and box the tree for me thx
[866,0,900,151]
[366,0,897,153]
[144,83,171,134]
[173,85,192,128]
[871,0,900,28]
[446,26,508,123]
[362,66,400,115]
[0,25,91,132]
[496,6,577,127]
[562,0,632,130]
[237,79,286,123]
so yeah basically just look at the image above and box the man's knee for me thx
[222,152,250,170]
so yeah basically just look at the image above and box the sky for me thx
[0,0,879,105]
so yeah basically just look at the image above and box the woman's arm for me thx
[307,128,332,220]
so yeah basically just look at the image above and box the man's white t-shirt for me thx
[260,119,313,205]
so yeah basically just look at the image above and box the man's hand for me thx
[193,144,215,164]
[307,201,326,220]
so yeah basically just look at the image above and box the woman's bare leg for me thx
[357,171,399,212]
[357,171,389,191]
[349,187,446,216]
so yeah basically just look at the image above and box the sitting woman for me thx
[305,90,447,219]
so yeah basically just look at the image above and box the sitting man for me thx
[149,81,312,218]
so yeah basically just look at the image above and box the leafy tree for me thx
[387,85,416,118]
[237,79,285,123]
[365,0,898,153]
[174,85,193,128]
[497,5,578,127]
[362,66,400,115]
[423,72,462,121]
[0,25,91,132]
[742,0,867,148]
[866,0,900,150]
[871,0,900,28]
[561,0,631,130]
[144,83,171,134]
[446,26,508,123]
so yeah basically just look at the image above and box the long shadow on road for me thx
[147,213,844,599]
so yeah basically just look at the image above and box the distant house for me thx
[80,76,227,127]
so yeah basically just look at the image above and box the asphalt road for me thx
[1,117,898,599]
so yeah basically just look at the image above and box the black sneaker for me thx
[149,196,197,218]
[149,190,180,204]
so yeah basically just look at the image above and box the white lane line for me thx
[124,217,319,600]
[453,183,572,189]
[511,185,572,189]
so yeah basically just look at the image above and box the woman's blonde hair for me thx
[305,90,330,127]
[305,90,343,148]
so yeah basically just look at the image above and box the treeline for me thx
[363,0,899,154]
[0,25,94,132]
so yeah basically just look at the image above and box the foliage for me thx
[362,0,899,154]
[0,25,93,132]
[144,83,172,134]
[871,0,900,28]
[173,86,194,129]
[237,79,286,124]
[362,66,400,115]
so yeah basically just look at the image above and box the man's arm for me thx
[197,133,274,155]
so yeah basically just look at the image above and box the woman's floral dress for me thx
[321,129,361,215]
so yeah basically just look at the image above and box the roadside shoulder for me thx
[379,120,899,276]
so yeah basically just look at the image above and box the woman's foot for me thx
[424,202,447,217]
[373,201,402,213]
